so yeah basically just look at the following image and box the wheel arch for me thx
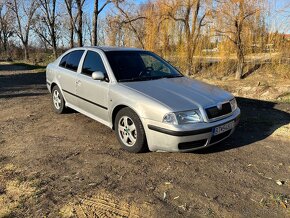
[50,82,67,103]
[111,104,142,130]
[50,82,57,92]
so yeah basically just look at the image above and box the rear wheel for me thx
[52,86,66,114]
[115,108,147,153]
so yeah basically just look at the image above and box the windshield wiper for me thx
[155,75,184,79]
[166,75,183,78]
[118,77,152,82]
[119,75,183,82]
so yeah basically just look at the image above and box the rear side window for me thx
[82,51,107,76]
[59,53,69,68]
[60,50,84,72]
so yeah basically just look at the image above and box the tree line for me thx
[0,0,289,79]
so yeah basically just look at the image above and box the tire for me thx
[51,86,66,114]
[115,107,147,153]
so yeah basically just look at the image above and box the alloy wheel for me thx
[118,116,137,147]
[53,89,61,110]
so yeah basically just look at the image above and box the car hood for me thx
[120,77,233,111]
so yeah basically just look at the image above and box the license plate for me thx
[213,121,235,136]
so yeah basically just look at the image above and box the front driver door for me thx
[76,50,110,124]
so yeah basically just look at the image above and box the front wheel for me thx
[115,108,147,153]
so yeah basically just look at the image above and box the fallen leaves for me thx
[275,180,285,186]
[163,191,167,200]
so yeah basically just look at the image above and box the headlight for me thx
[163,110,202,125]
[230,98,237,111]
[162,113,178,125]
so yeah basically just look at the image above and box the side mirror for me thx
[92,71,105,80]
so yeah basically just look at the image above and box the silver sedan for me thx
[46,47,240,152]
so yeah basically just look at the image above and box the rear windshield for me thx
[105,51,182,82]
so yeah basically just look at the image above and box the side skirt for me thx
[65,102,113,129]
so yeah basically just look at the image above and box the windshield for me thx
[105,51,183,82]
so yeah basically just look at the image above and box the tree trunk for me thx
[69,21,74,48]
[24,44,29,60]
[235,1,245,79]
[3,35,7,52]
[235,45,244,79]
[51,32,57,58]
[64,0,74,48]
[92,0,98,46]
[52,47,57,58]
[0,32,2,49]
[185,27,193,75]
[235,19,244,79]
[3,33,10,58]
[76,0,83,47]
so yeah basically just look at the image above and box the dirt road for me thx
[0,63,290,217]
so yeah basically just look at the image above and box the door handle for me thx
[76,80,81,86]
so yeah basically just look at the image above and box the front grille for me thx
[178,139,207,150]
[210,130,231,144]
[206,102,232,119]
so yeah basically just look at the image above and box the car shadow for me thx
[195,97,290,154]
[0,70,48,99]
[0,69,78,113]
[0,93,47,98]
[0,63,45,71]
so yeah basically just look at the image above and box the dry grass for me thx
[0,164,36,218]
[58,189,157,218]
[59,203,75,218]
[260,63,290,80]
[192,62,290,104]
[271,123,290,141]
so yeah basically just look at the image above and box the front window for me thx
[82,51,107,77]
[105,51,183,82]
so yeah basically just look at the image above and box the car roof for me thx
[83,46,144,52]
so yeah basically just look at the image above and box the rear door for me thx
[76,50,110,123]
[58,50,85,106]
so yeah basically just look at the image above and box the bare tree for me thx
[91,0,113,46]
[64,0,75,48]
[63,0,85,47]
[113,1,147,48]
[75,0,84,46]
[83,13,92,45]
[214,0,261,79]
[92,0,126,46]
[7,0,38,60]
[37,0,58,57]
[106,15,120,46]
[0,1,14,55]
[162,0,208,74]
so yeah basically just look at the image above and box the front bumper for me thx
[46,81,52,93]
[142,108,241,152]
